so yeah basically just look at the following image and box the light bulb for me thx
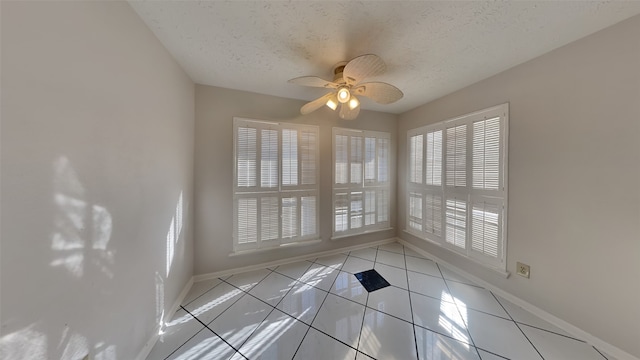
[326,98,338,110]
[348,96,359,110]
[337,88,350,103]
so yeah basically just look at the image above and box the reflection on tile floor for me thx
[147,243,612,360]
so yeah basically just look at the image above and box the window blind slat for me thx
[446,125,466,187]
[471,201,501,258]
[301,196,317,236]
[365,137,376,183]
[350,136,363,184]
[282,196,297,238]
[425,193,442,236]
[237,198,257,244]
[237,127,257,188]
[377,138,390,183]
[409,134,423,184]
[473,117,500,190]
[426,130,442,186]
[364,190,376,226]
[282,129,298,186]
[409,192,423,231]
[261,129,278,188]
[301,130,316,185]
[335,135,348,184]
[350,191,363,229]
[445,198,466,249]
[376,189,389,223]
[335,192,348,232]
[260,196,279,241]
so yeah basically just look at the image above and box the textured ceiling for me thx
[129,1,640,114]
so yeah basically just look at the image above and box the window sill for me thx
[330,227,394,241]
[229,238,322,257]
[402,229,510,278]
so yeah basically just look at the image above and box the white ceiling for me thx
[129,1,640,114]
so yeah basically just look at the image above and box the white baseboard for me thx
[193,237,396,282]
[135,276,194,360]
[397,238,639,360]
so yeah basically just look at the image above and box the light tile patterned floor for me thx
[147,243,613,360]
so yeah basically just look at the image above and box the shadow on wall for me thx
[0,156,186,359]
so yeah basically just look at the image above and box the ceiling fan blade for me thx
[343,54,386,86]
[338,102,360,120]
[353,82,403,104]
[301,93,334,115]
[288,76,339,89]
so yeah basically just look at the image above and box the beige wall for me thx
[1,2,194,359]
[398,15,640,357]
[194,85,397,274]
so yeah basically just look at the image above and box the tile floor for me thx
[147,243,613,360]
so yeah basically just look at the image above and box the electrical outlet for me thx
[516,262,530,278]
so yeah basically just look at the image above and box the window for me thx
[333,128,391,238]
[233,118,319,251]
[406,104,508,270]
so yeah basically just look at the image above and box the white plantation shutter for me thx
[350,192,363,229]
[261,129,278,188]
[335,135,348,184]
[260,196,279,241]
[350,136,363,184]
[365,191,376,225]
[425,193,442,237]
[377,138,390,183]
[471,200,502,262]
[233,118,319,251]
[365,138,376,183]
[409,134,423,184]
[282,129,298,186]
[426,130,442,186]
[446,125,467,187]
[237,127,257,188]
[301,131,317,185]
[376,189,389,223]
[333,128,391,237]
[301,196,317,237]
[473,117,501,190]
[237,197,257,245]
[334,192,349,232]
[282,197,297,239]
[409,192,423,232]
[445,197,467,249]
[406,104,508,271]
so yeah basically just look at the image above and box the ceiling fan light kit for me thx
[288,54,403,120]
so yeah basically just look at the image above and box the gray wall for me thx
[1,2,194,359]
[397,15,640,357]
[194,85,397,274]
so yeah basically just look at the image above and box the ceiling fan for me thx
[288,54,403,120]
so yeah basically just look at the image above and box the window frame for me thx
[332,127,391,238]
[233,117,320,252]
[406,104,509,270]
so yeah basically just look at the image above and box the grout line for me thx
[490,292,545,360]
[291,251,352,359]
[517,322,587,343]
[179,305,248,359]
[160,312,209,360]
[230,268,303,357]
[475,347,510,359]
[437,262,484,359]
[402,244,421,359]
[354,247,378,360]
